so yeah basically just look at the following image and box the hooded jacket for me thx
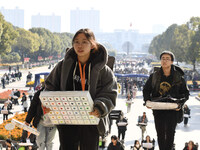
[44,44,117,135]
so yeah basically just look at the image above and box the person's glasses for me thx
[161,58,171,62]
[73,41,90,46]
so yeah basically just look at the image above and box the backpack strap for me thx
[152,70,161,92]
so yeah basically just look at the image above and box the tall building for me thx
[0,7,24,28]
[31,13,61,33]
[70,8,100,34]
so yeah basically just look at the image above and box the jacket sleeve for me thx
[143,74,153,102]
[179,77,190,100]
[94,66,117,118]
[25,90,41,124]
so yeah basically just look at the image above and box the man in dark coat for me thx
[143,51,189,150]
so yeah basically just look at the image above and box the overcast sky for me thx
[1,0,200,33]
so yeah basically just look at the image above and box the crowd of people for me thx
[0,28,199,150]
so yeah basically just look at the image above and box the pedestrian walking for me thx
[143,51,189,150]
[116,112,128,143]
[13,89,20,105]
[131,140,143,150]
[137,112,148,140]
[107,135,124,150]
[9,65,12,73]
[21,93,28,112]
[183,141,198,150]
[1,102,12,121]
[44,28,117,150]
[28,87,34,101]
[1,75,6,89]
[141,135,155,150]
[183,104,191,126]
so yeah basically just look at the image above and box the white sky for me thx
[0,0,200,33]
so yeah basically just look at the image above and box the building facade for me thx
[0,7,24,28]
[31,13,61,33]
[70,8,100,34]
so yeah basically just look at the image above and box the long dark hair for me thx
[72,28,99,52]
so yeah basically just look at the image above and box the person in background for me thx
[20,125,38,150]
[137,112,148,140]
[25,86,56,150]
[143,51,189,150]
[116,112,128,143]
[10,88,15,105]
[141,135,155,150]
[13,89,20,105]
[28,87,34,101]
[5,139,17,150]
[131,140,143,150]
[1,74,6,89]
[107,135,124,150]
[183,104,191,126]
[26,71,32,83]
[183,140,198,150]
[126,92,133,113]
[132,83,138,99]
[6,98,12,110]
[21,93,28,112]
[44,28,117,150]
[9,65,12,73]
[1,102,10,121]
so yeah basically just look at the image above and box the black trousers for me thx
[184,117,188,125]
[118,129,126,140]
[153,110,177,150]
[57,125,99,150]
[3,114,8,120]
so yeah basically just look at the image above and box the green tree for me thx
[1,52,20,63]
[0,13,18,56]
[12,28,40,63]
[170,24,194,64]
[188,25,200,70]
[29,28,57,59]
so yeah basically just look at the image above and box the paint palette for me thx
[40,91,100,125]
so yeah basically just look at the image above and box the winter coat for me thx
[183,146,197,150]
[44,44,117,136]
[22,95,28,108]
[143,65,189,118]
[141,140,155,150]
[143,65,189,103]
[184,107,190,115]
[25,88,44,128]
[138,116,148,124]
[132,146,144,150]
[107,141,124,150]
[116,118,128,131]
